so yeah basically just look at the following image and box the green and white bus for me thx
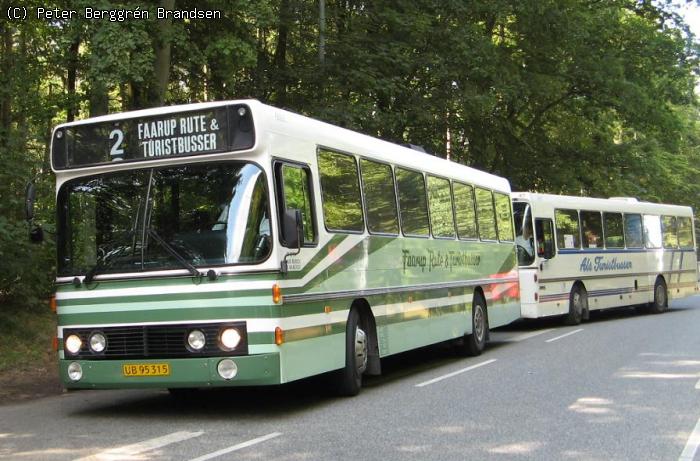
[47,100,520,395]
[512,192,699,324]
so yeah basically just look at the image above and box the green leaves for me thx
[1,0,699,310]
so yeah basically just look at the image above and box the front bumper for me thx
[60,353,281,389]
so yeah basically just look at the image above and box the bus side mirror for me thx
[282,209,303,249]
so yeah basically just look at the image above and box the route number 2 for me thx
[109,129,125,159]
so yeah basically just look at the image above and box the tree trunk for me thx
[0,23,13,143]
[153,0,175,106]
[273,0,290,107]
[66,35,80,122]
[89,81,109,117]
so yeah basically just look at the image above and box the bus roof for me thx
[512,191,694,216]
[54,99,511,193]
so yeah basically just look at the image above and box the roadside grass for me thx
[0,304,56,372]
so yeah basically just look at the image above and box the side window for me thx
[603,212,624,248]
[427,176,455,238]
[360,159,399,235]
[678,216,695,248]
[278,163,316,244]
[535,218,555,258]
[453,182,478,239]
[643,215,662,249]
[624,214,643,248]
[317,149,364,232]
[475,188,497,240]
[662,216,678,249]
[580,211,603,249]
[494,192,514,241]
[396,168,429,236]
[555,209,580,249]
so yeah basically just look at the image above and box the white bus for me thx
[42,100,521,396]
[512,193,698,324]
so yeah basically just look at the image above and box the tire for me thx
[457,294,487,356]
[564,285,587,325]
[649,279,668,314]
[334,309,368,397]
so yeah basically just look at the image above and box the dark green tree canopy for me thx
[1,0,699,307]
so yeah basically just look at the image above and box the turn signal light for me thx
[275,327,284,345]
[272,284,282,304]
[49,295,57,313]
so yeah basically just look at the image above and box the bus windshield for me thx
[57,162,271,277]
[513,201,535,266]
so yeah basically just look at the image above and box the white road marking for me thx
[415,359,497,387]
[679,415,700,461]
[695,377,700,390]
[545,328,584,343]
[74,431,204,461]
[505,328,556,342]
[188,432,282,461]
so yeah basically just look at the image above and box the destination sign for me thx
[52,104,255,169]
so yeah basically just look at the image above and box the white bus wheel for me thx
[650,279,668,314]
[565,285,587,325]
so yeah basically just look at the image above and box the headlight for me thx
[187,329,206,351]
[219,328,242,350]
[67,362,83,381]
[217,359,238,380]
[89,332,107,353]
[65,335,82,354]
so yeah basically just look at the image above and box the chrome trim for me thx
[283,276,518,304]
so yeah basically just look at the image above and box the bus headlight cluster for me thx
[219,328,242,350]
[187,329,206,351]
[65,334,82,354]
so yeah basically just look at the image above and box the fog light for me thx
[65,334,82,354]
[217,359,238,380]
[219,328,241,350]
[89,332,107,353]
[67,362,82,381]
[187,329,206,351]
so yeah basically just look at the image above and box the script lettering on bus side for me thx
[580,256,632,272]
[402,249,481,273]
[137,114,220,158]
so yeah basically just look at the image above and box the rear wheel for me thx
[565,285,587,325]
[457,293,487,356]
[334,309,368,396]
[649,279,668,314]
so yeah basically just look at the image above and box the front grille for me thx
[63,322,248,360]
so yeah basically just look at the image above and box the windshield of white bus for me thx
[57,162,271,277]
[513,201,535,266]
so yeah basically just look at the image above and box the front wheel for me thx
[333,309,368,396]
[649,279,668,314]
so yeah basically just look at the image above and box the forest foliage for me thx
[1,0,699,309]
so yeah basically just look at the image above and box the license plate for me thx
[122,363,170,377]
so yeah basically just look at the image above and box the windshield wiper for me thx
[147,228,202,279]
[83,244,131,284]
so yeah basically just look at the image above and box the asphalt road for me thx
[2,297,700,461]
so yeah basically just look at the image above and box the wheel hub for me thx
[474,305,485,342]
[354,327,368,374]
